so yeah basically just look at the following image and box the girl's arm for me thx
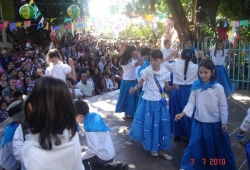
[134,51,142,67]
[203,38,210,52]
[227,41,237,54]
[164,50,178,62]
[130,79,144,94]
[71,85,76,99]
[165,82,178,91]
[67,58,76,80]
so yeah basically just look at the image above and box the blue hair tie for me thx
[185,52,191,57]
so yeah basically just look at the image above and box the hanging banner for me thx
[9,22,17,31]
[24,21,31,28]
[3,21,9,28]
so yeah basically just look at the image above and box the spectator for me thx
[0,100,8,122]
[0,73,8,98]
[0,50,13,70]
[91,67,101,86]
[12,77,84,170]
[110,74,118,90]
[95,77,108,95]
[2,78,22,105]
[76,73,95,98]
[98,56,106,72]
[102,71,114,91]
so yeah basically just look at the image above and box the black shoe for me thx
[121,164,129,170]
[174,136,181,141]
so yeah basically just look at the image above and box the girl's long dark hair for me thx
[120,46,136,65]
[181,49,193,81]
[198,59,217,82]
[23,77,77,150]
[214,40,224,57]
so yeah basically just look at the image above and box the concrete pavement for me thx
[1,89,250,170]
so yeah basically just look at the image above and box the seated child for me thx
[0,100,8,122]
[74,100,129,170]
[0,98,23,170]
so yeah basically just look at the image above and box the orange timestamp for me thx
[190,158,226,166]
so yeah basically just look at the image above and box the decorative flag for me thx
[16,22,22,28]
[77,24,84,27]
[24,20,31,28]
[44,22,49,30]
[234,21,239,28]
[0,24,3,31]
[240,20,248,27]
[3,21,8,28]
[54,25,61,31]
[145,15,153,22]
[50,18,57,23]
[38,17,44,27]
[64,18,73,23]
[157,13,167,22]
[77,18,84,23]
[64,24,72,29]
[29,0,34,4]
[153,21,158,36]
[9,22,17,31]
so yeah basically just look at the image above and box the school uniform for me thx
[115,59,140,116]
[129,65,171,153]
[45,61,71,82]
[180,80,236,170]
[161,47,175,86]
[166,60,198,139]
[210,49,234,96]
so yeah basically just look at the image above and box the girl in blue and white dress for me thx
[130,49,178,160]
[166,49,205,141]
[115,46,141,118]
[175,59,236,170]
[204,38,237,98]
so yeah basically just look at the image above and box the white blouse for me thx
[161,47,175,61]
[240,108,250,132]
[122,59,138,80]
[210,49,229,65]
[45,61,71,82]
[166,60,198,85]
[183,84,228,124]
[141,65,171,101]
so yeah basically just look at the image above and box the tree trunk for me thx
[195,0,220,40]
[165,0,190,41]
[191,0,197,24]
[150,0,156,15]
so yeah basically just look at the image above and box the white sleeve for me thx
[131,59,137,68]
[183,90,196,117]
[194,49,199,58]
[63,64,72,74]
[140,69,147,81]
[12,125,24,161]
[240,108,250,132]
[218,86,228,124]
[165,61,175,73]
[81,132,99,160]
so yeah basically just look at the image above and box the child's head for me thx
[164,39,171,49]
[109,73,115,81]
[150,49,163,70]
[14,90,23,100]
[181,49,193,81]
[198,59,216,83]
[0,100,7,111]
[23,77,76,150]
[140,47,151,60]
[46,49,62,65]
[184,38,192,48]
[215,39,224,50]
[66,77,74,87]
[17,70,25,79]
[74,100,89,123]
[102,70,109,78]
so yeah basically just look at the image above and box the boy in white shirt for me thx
[102,71,114,91]
[74,101,129,170]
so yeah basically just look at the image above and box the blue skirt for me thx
[136,90,144,109]
[129,99,171,153]
[215,65,234,96]
[168,61,174,86]
[115,80,139,116]
[169,85,193,139]
[180,119,236,170]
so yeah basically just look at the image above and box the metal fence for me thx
[178,41,250,90]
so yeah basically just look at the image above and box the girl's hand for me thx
[175,112,185,121]
[130,87,135,94]
[173,84,179,90]
[37,69,43,76]
[221,124,228,133]
[68,58,74,67]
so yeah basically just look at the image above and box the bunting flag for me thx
[64,24,72,29]
[16,22,22,28]
[234,21,239,27]
[54,25,61,31]
[24,20,31,28]
[3,21,8,28]
[29,0,34,5]
[145,15,153,22]
[76,23,84,27]
[157,13,167,22]
[77,18,84,23]
[0,24,3,31]
[64,18,73,23]
[50,18,57,23]
[9,22,17,31]
[240,20,248,27]
[44,22,49,30]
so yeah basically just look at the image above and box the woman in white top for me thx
[175,59,236,170]
[12,77,85,170]
[37,49,76,82]
[115,46,141,118]
[203,38,236,98]
[166,49,204,141]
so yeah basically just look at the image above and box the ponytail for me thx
[181,49,193,81]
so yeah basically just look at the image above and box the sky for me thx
[89,0,112,18]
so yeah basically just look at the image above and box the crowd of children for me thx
[0,28,247,170]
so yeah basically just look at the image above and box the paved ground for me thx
[1,89,250,170]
